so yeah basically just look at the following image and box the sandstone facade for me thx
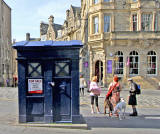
[0,0,12,86]
[40,0,160,87]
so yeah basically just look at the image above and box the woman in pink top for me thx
[89,76,101,114]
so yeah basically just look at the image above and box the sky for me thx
[4,0,81,41]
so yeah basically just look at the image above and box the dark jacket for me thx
[128,82,137,105]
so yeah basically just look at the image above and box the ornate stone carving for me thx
[93,53,105,61]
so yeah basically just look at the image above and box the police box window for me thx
[27,62,43,94]
[28,62,42,77]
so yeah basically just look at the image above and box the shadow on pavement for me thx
[84,114,160,129]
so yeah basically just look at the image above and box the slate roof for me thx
[13,40,83,47]
[40,22,62,36]
[39,5,80,37]
[71,5,81,16]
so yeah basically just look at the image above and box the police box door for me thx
[52,60,72,122]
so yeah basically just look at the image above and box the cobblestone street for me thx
[80,87,160,130]
[80,88,160,110]
[0,87,160,134]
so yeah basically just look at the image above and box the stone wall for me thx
[0,1,12,86]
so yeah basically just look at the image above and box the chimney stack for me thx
[48,15,54,24]
[26,33,30,41]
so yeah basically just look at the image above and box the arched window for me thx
[129,51,139,75]
[114,51,123,75]
[147,51,156,75]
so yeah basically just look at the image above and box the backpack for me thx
[134,83,141,95]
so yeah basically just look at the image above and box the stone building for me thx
[40,5,81,41]
[40,0,160,88]
[80,0,160,88]
[0,0,12,86]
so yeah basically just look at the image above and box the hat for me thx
[128,78,133,81]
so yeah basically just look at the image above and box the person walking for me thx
[128,78,138,116]
[89,76,101,114]
[105,75,121,116]
[6,79,9,87]
[80,75,85,96]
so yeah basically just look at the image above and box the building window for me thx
[2,64,5,74]
[132,0,137,2]
[129,51,139,75]
[104,0,110,2]
[94,0,98,4]
[93,16,99,34]
[104,15,111,32]
[0,25,1,38]
[147,51,156,75]
[114,51,123,75]
[132,14,137,31]
[57,30,62,38]
[141,14,152,31]
[154,14,158,31]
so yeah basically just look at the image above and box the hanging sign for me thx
[107,60,112,74]
[28,79,43,94]
[84,62,88,68]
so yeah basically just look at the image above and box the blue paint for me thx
[13,40,83,47]
[13,40,83,123]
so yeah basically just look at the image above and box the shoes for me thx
[97,112,101,114]
[115,113,119,117]
[129,112,138,116]
[91,111,94,114]
[109,112,113,117]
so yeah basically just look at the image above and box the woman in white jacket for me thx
[89,76,101,114]
[80,75,86,96]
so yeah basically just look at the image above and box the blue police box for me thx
[13,40,83,123]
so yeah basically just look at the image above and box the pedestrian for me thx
[79,75,86,96]
[128,78,138,116]
[6,79,9,87]
[105,75,121,116]
[89,76,101,114]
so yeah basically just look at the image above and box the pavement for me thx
[0,87,160,134]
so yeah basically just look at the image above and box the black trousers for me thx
[91,96,98,107]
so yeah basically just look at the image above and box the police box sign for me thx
[28,79,43,94]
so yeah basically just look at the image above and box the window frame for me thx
[129,51,139,75]
[154,14,158,31]
[104,0,110,2]
[93,16,99,34]
[104,15,111,32]
[114,51,124,76]
[27,61,44,95]
[141,14,152,31]
[147,51,157,75]
[132,14,137,31]
[93,0,98,4]
[132,0,137,2]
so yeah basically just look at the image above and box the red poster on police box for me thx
[28,79,43,94]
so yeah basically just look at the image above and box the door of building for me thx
[95,60,103,83]
[52,60,72,122]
